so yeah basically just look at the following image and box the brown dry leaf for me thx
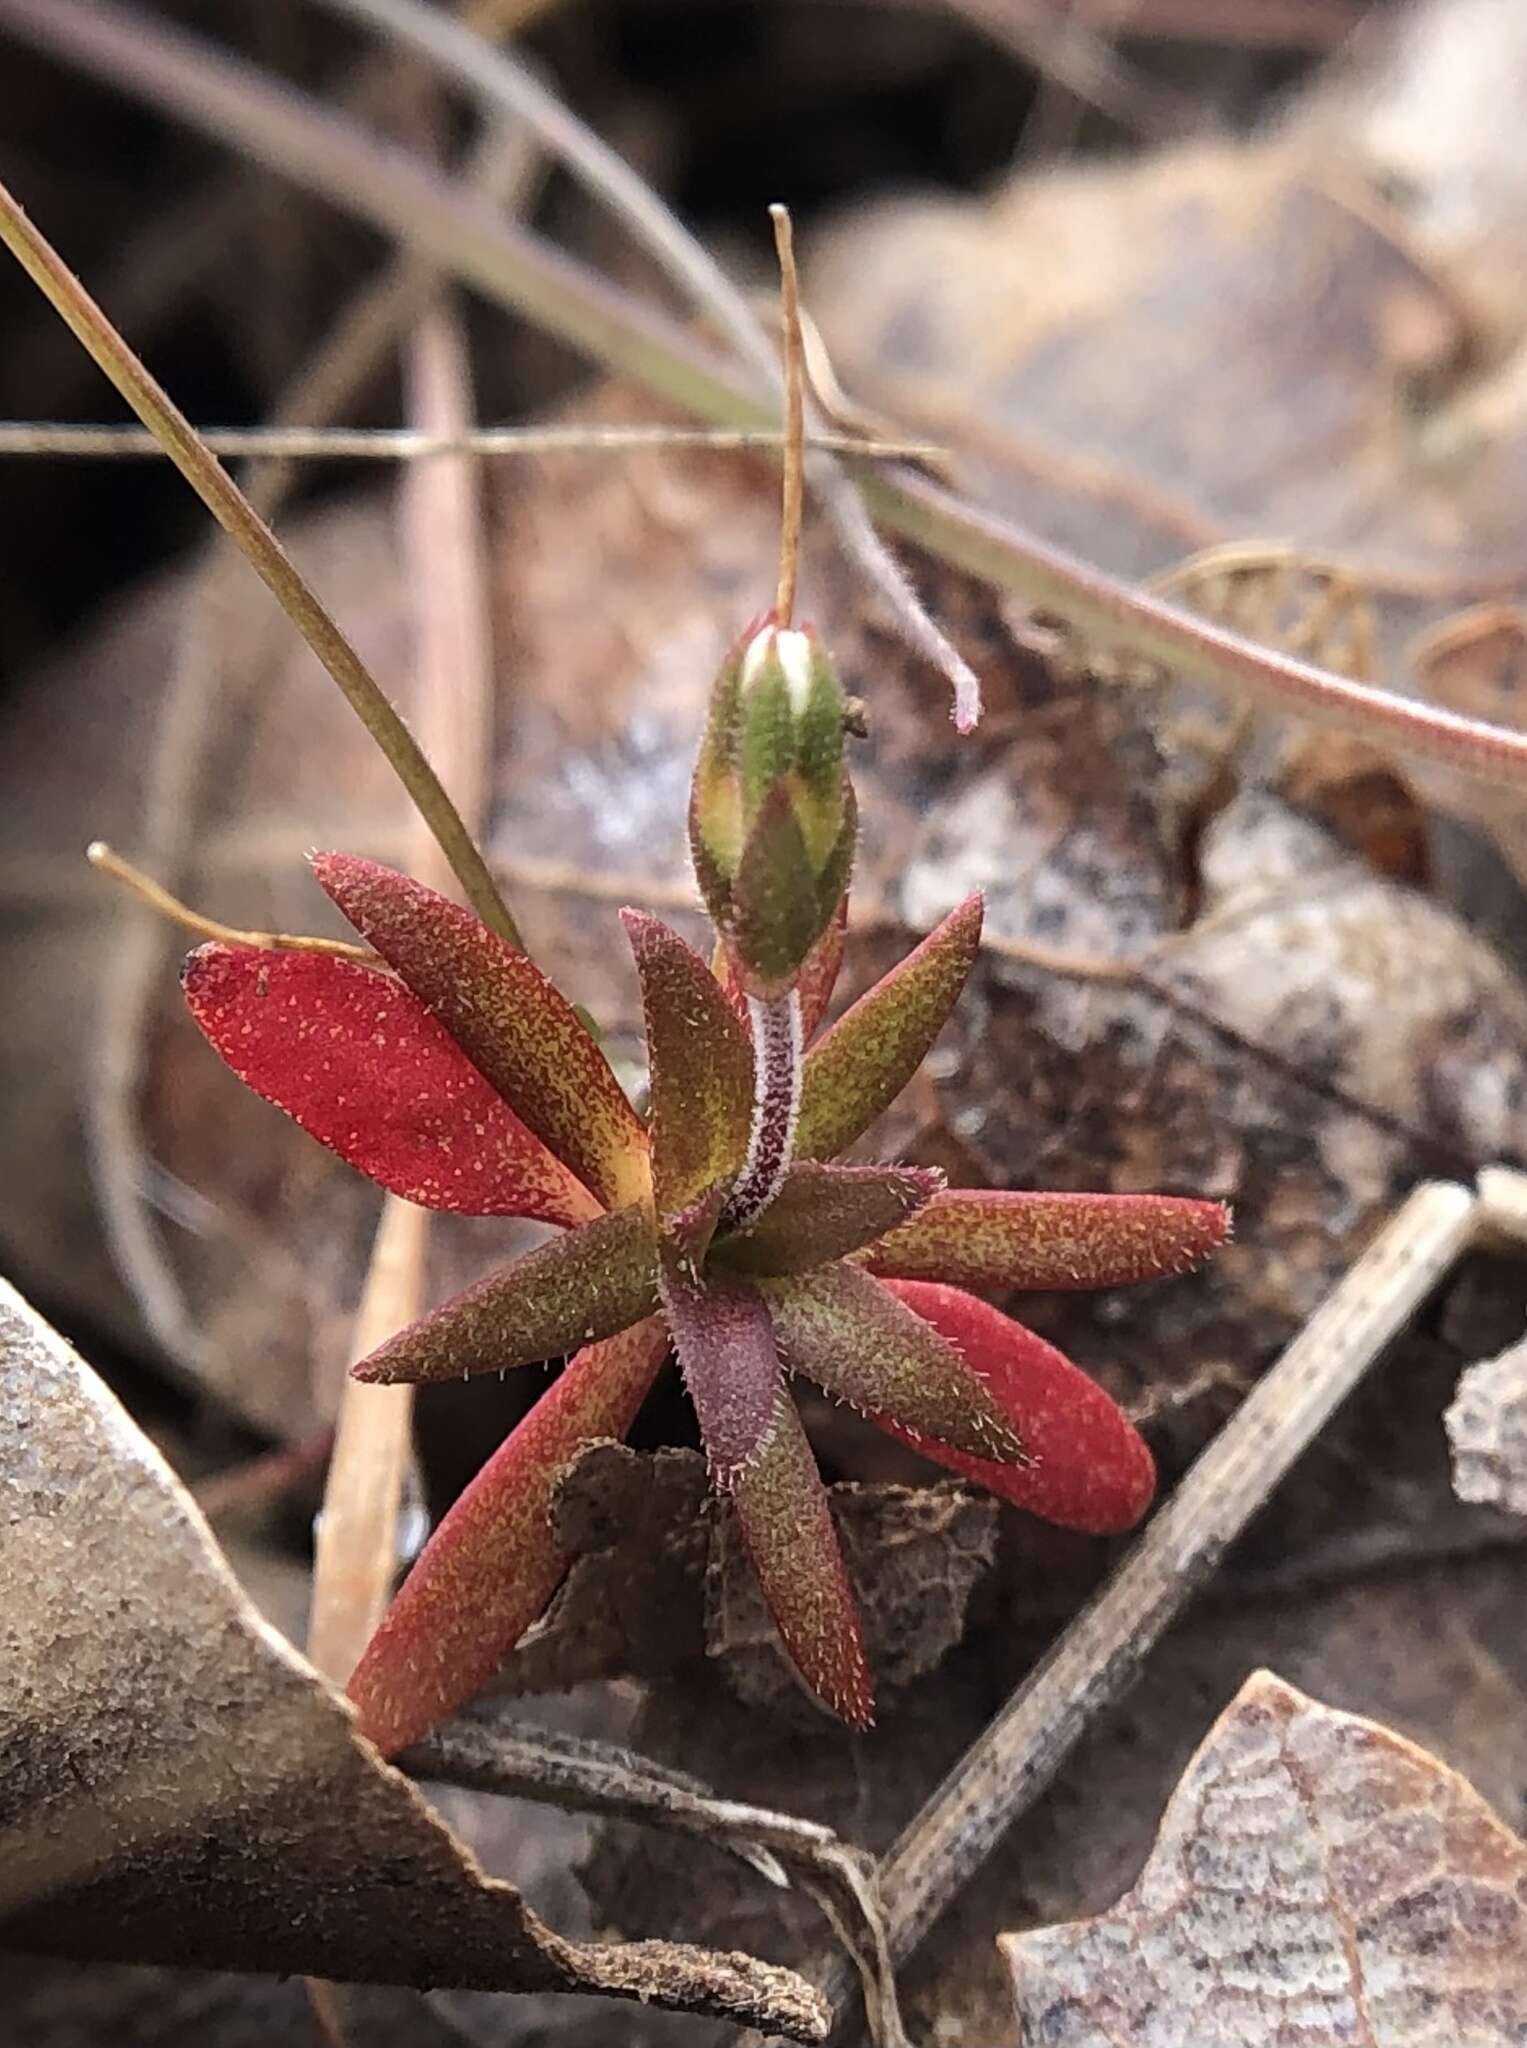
[0,1275,827,2044]
[1411,604,1527,892]
[1446,1332,1527,1517]
[492,1442,996,1716]
[1002,1670,1527,2048]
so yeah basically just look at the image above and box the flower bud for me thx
[689,617,856,995]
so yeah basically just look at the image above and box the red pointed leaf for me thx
[863,1190,1231,1291]
[763,1263,1023,1462]
[717,1163,942,1277]
[730,1387,873,1728]
[353,1203,657,1385]
[348,1315,670,1755]
[658,1250,779,1487]
[182,944,601,1227]
[622,909,754,1227]
[875,1280,1156,1534]
[314,854,649,1212]
[795,893,982,1161]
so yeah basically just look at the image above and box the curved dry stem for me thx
[311,0,981,724]
[5,0,1527,786]
[0,170,522,952]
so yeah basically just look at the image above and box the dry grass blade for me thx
[7,0,1527,789]
[811,1179,1481,2031]
[0,421,941,459]
[310,297,500,1683]
[311,0,983,728]
[0,170,521,952]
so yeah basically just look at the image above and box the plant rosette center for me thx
[181,618,1229,1754]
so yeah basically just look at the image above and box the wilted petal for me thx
[730,1387,873,1729]
[658,1250,779,1487]
[353,1203,657,1385]
[795,893,982,1161]
[717,1163,942,1277]
[182,944,601,1227]
[348,1315,671,1755]
[314,854,649,1213]
[763,1263,1022,1463]
[875,1279,1156,1534]
[622,909,754,1230]
[863,1190,1231,1291]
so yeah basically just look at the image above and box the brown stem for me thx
[770,203,805,627]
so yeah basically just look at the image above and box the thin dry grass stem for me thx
[770,204,805,626]
[192,1426,336,1522]
[0,421,942,460]
[0,170,521,953]
[406,1709,910,2048]
[10,0,1526,788]
[309,295,503,1684]
[86,842,377,962]
[309,0,982,726]
[816,1178,1483,2036]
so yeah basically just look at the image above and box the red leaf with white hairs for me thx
[182,944,601,1227]
[314,854,649,1213]
[729,1388,873,1728]
[348,1316,671,1755]
[864,1190,1230,1291]
[874,1280,1157,1534]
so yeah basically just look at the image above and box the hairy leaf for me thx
[658,1251,779,1486]
[795,893,982,1161]
[622,908,754,1227]
[352,1203,658,1386]
[763,1263,1023,1462]
[717,1162,943,1276]
[348,1316,672,1756]
[181,945,601,1226]
[876,1279,1155,1533]
[314,854,649,1211]
[729,1387,873,1728]
[863,1189,1230,1291]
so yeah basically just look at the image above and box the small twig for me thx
[86,842,377,962]
[192,1427,335,1522]
[815,1179,1480,2030]
[404,1705,909,2048]
[0,421,942,461]
[0,169,522,953]
[770,204,805,627]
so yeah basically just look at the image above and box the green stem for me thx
[0,171,524,952]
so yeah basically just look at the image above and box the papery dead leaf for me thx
[1003,1670,1527,2048]
[1446,1330,1527,1517]
[0,1276,827,2040]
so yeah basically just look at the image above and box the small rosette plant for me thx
[182,613,1227,1753]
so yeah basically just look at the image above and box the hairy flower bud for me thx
[689,617,856,995]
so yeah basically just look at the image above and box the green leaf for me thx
[347,1316,671,1755]
[762,1262,1023,1462]
[795,893,982,1161]
[716,1163,942,1277]
[729,1387,873,1728]
[862,1190,1232,1290]
[352,1203,658,1385]
[621,908,754,1229]
[658,1249,779,1487]
[314,854,649,1212]
[729,782,831,995]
